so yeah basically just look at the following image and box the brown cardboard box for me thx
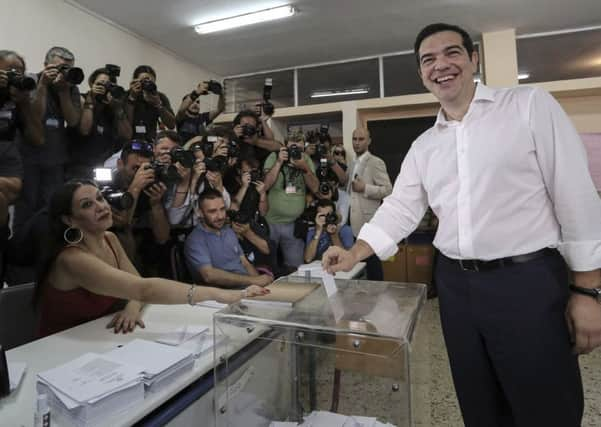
[382,244,407,282]
[406,244,434,285]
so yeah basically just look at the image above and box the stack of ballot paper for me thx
[36,353,145,427]
[7,361,26,392]
[104,339,195,394]
[269,411,396,427]
[295,260,326,278]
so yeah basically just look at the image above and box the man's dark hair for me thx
[197,188,224,208]
[120,141,154,162]
[156,130,182,145]
[414,23,475,66]
[133,65,156,80]
[316,199,336,212]
[87,67,110,87]
[0,50,26,70]
[233,109,259,126]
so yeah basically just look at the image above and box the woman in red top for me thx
[36,179,269,337]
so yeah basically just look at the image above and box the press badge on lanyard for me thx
[0,110,13,120]
[45,117,60,128]
[96,125,104,135]
[135,125,147,134]
[285,184,297,194]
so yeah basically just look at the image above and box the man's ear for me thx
[471,50,479,70]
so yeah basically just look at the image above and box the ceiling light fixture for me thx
[194,5,297,34]
[311,88,369,98]
[518,72,531,80]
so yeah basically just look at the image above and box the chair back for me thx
[0,282,37,350]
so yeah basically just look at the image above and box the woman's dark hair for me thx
[233,110,259,126]
[0,50,26,71]
[34,179,97,305]
[133,65,156,80]
[87,67,110,87]
[413,23,475,66]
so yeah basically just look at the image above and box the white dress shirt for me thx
[358,84,601,271]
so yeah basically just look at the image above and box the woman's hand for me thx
[106,304,145,334]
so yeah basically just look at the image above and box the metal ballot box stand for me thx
[213,277,426,427]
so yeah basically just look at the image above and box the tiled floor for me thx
[411,299,601,427]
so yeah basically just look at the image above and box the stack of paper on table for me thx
[104,339,195,393]
[294,260,326,278]
[7,361,26,392]
[269,411,396,427]
[36,352,145,427]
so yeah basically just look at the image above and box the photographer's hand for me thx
[39,64,59,87]
[241,171,251,189]
[143,90,162,108]
[197,81,209,95]
[277,147,289,165]
[214,141,229,157]
[129,163,155,197]
[111,208,131,228]
[352,176,366,193]
[129,79,142,98]
[144,182,167,206]
[192,158,206,178]
[291,157,310,173]
[91,82,106,103]
[233,124,243,139]
[206,171,224,192]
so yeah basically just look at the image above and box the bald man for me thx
[347,127,392,279]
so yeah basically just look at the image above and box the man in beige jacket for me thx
[348,127,392,279]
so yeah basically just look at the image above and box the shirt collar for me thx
[435,83,496,127]
[197,222,222,236]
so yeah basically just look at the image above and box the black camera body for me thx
[316,142,329,158]
[260,77,274,116]
[240,123,257,138]
[205,80,223,95]
[318,123,330,143]
[325,212,338,226]
[228,140,240,158]
[6,70,36,91]
[204,156,227,173]
[227,209,252,225]
[57,64,84,85]
[250,169,263,182]
[145,161,181,186]
[287,144,303,161]
[170,147,195,169]
[141,79,157,95]
[105,64,121,81]
[100,186,134,210]
[96,81,125,103]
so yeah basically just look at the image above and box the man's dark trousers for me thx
[435,250,583,427]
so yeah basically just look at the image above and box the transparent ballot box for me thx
[213,277,426,427]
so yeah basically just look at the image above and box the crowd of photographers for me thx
[0,45,356,289]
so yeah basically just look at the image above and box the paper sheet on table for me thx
[154,325,208,346]
[8,362,26,391]
[37,352,142,404]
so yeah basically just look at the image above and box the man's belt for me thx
[442,248,555,272]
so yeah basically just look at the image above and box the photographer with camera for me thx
[176,80,224,144]
[229,156,268,217]
[125,65,175,141]
[66,67,132,179]
[232,110,281,162]
[184,189,272,289]
[14,46,82,231]
[304,126,347,186]
[262,133,319,268]
[304,199,353,263]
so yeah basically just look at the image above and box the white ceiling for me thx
[71,0,601,77]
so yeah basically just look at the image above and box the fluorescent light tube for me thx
[311,88,369,98]
[195,5,296,34]
[518,73,530,80]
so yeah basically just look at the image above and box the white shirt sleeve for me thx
[357,147,429,259]
[529,87,601,271]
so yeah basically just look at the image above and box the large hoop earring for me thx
[64,227,83,245]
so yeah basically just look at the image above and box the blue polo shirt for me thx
[184,223,247,283]
[305,225,354,260]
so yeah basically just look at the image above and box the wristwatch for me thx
[569,284,601,303]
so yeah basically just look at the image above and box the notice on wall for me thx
[581,133,601,190]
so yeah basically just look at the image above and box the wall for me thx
[0,0,221,111]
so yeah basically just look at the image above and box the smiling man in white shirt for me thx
[323,22,601,427]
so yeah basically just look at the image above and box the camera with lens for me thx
[141,79,157,95]
[145,161,180,186]
[170,147,195,168]
[318,124,330,143]
[240,123,257,138]
[286,143,303,161]
[204,156,227,173]
[325,211,338,226]
[57,64,84,85]
[228,140,240,158]
[5,70,36,91]
[259,78,274,116]
[204,80,223,95]
[316,159,333,195]
[250,169,263,182]
[227,209,253,225]
[93,168,134,210]
[96,81,126,103]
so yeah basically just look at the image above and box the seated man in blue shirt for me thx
[304,200,353,263]
[184,189,272,289]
